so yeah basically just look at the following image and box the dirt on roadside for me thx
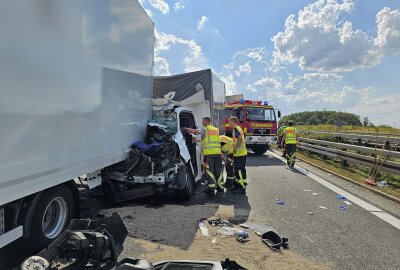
[119,206,331,270]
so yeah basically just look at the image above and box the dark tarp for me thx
[153,69,226,133]
[153,69,213,102]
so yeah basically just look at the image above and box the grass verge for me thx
[295,151,400,200]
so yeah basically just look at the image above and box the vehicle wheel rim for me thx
[41,197,68,239]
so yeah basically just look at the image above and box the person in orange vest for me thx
[220,135,235,190]
[228,116,248,194]
[184,117,223,194]
[282,120,298,168]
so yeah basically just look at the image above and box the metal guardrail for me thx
[298,130,400,144]
[298,138,400,175]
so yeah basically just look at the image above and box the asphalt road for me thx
[2,151,400,269]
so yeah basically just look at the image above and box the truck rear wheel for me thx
[176,165,194,201]
[30,185,73,250]
[252,144,268,155]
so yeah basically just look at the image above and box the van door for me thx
[178,111,202,180]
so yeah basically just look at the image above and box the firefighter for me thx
[228,116,248,194]
[184,117,223,194]
[282,120,298,168]
[220,135,235,189]
[278,121,287,157]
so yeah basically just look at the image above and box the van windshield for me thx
[246,107,276,122]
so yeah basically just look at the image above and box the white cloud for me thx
[348,91,400,127]
[144,8,153,18]
[254,76,282,89]
[154,31,209,74]
[148,0,169,14]
[375,7,400,56]
[272,0,400,72]
[235,61,252,77]
[174,1,184,11]
[197,16,209,30]
[154,55,170,75]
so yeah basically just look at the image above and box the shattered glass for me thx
[150,108,178,133]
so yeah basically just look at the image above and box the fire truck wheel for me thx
[252,144,268,155]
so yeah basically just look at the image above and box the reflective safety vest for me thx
[220,135,234,155]
[202,125,222,156]
[278,126,287,136]
[232,126,247,157]
[284,127,297,144]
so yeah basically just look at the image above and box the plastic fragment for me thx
[212,237,217,244]
[312,192,319,196]
[377,181,389,187]
[304,189,312,192]
[338,206,347,211]
[239,223,249,229]
[276,200,285,205]
[319,206,327,210]
[308,212,314,215]
[344,201,352,205]
[335,195,346,199]
[198,221,209,236]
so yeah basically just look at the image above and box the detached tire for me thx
[176,165,194,201]
[252,144,268,155]
[30,185,73,250]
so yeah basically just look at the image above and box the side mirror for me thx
[277,111,281,118]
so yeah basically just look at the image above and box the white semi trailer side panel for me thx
[0,0,154,206]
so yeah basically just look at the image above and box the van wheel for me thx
[30,185,73,250]
[176,165,194,201]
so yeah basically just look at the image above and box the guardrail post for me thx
[338,137,349,167]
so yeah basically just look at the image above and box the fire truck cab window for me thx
[246,107,275,122]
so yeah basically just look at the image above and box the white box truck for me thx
[102,69,226,203]
[0,0,154,249]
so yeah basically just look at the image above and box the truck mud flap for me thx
[111,186,154,203]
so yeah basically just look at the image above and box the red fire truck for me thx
[224,98,281,155]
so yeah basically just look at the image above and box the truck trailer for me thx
[0,0,154,249]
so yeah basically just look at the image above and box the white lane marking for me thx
[268,151,400,231]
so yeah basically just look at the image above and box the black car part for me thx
[21,213,128,270]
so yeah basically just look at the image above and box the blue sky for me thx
[138,0,400,127]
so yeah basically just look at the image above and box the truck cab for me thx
[102,104,204,203]
[225,100,281,155]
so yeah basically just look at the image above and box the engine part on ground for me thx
[21,213,128,270]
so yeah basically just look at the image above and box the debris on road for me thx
[240,223,250,229]
[261,230,289,250]
[319,206,328,210]
[338,206,347,211]
[218,226,241,237]
[335,195,346,199]
[344,201,352,205]
[199,220,209,237]
[304,189,312,192]
[308,212,314,215]
[276,199,285,205]
[22,213,128,270]
[212,237,217,244]
[312,192,319,196]
[208,217,233,227]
